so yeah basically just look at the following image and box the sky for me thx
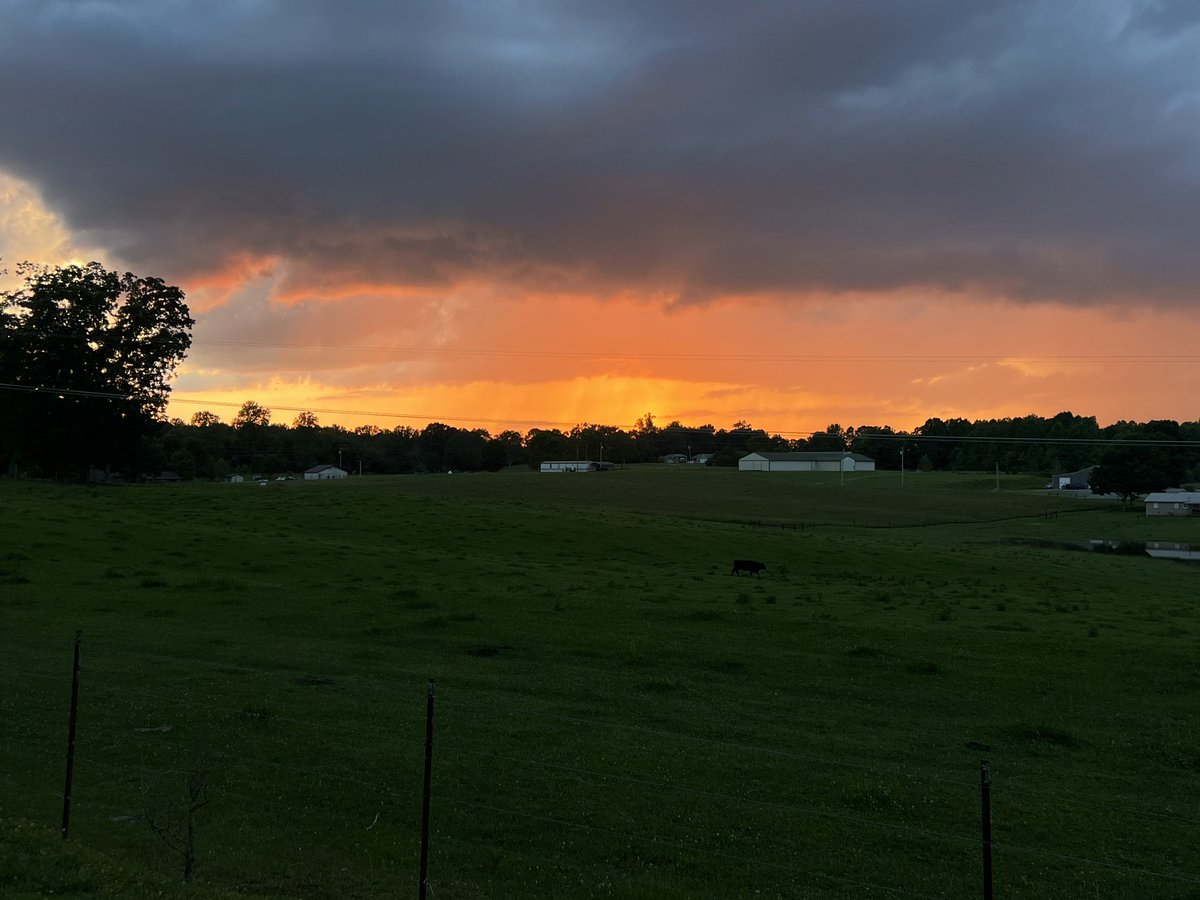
[2,0,1199,436]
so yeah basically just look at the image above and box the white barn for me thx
[540,460,599,473]
[738,452,876,473]
[304,464,348,480]
[1144,492,1200,516]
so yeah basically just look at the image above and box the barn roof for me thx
[305,464,342,474]
[1145,492,1200,504]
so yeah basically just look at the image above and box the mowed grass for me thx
[1,468,1198,899]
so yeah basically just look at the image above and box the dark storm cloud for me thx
[1,0,1198,306]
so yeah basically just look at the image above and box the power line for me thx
[0,381,142,402]
[17,329,1200,364]
[188,338,1200,365]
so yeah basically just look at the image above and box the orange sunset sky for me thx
[2,2,1199,436]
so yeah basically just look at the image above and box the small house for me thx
[304,464,348,480]
[1144,492,1200,516]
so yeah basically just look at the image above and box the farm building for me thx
[1050,466,1095,490]
[692,453,715,465]
[738,452,876,472]
[540,460,602,473]
[304,464,348,480]
[663,453,688,464]
[1144,492,1200,516]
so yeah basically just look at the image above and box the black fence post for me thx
[419,679,436,900]
[61,629,82,839]
[981,760,993,900]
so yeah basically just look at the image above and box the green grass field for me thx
[2,468,1198,899]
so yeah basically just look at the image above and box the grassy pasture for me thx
[1,467,1198,899]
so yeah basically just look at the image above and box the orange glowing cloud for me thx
[169,285,1200,436]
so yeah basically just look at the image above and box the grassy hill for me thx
[2,469,1198,898]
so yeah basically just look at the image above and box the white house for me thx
[1144,492,1200,516]
[304,464,348,480]
[738,452,876,472]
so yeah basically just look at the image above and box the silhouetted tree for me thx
[0,261,193,478]
[189,410,222,427]
[1091,440,1187,508]
[233,401,271,429]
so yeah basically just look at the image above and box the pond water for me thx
[1088,539,1200,561]
[1006,537,1200,561]
[1145,541,1200,561]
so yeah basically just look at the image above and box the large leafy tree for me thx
[0,262,193,478]
[1090,440,1188,508]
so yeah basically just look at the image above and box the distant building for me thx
[227,474,244,483]
[738,452,876,473]
[1050,466,1095,490]
[304,464,348,480]
[540,460,604,473]
[663,453,688,464]
[1144,492,1200,516]
[691,453,715,465]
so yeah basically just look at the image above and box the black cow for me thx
[731,559,766,576]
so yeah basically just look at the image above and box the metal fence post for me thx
[419,679,436,900]
[981,761,993,900]
[61,629,82,839]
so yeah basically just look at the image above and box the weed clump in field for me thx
[1008,723,1079,747]
[906,660,942,675]
[243,704,274,722]
[847,645,884,659]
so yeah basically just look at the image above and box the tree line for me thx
[4,262,1199,494]
[150,407,1200,489]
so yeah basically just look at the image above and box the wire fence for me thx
[4,639,1199,899]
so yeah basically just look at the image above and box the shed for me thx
[1144,492,1200,516]
[663,453,688,464]
[304,464,348,480]
[738,452,876,472]
[227,474,244,483]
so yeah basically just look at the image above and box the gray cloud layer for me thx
[2,0,1198,306]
